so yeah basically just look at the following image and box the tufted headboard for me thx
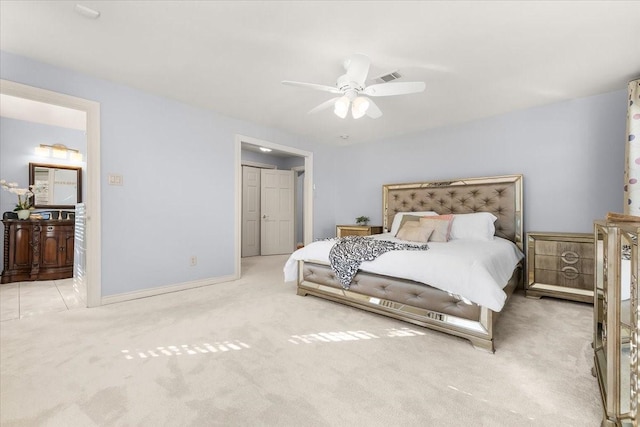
[383,175,523,250]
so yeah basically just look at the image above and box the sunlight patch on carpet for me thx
[288,327,426,344]
[121,341,251,360]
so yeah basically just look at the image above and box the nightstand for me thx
[526,232,594,303]
[336,225,383,238]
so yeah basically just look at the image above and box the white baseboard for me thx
[100,274,237,306]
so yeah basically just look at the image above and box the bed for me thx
[284,174,524,352]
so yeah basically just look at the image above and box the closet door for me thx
[241,166,260,257]
[260,169,294,255]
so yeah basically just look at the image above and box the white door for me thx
[260,169,294,255]
[241,166,260,257]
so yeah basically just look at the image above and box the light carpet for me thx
[0,255,601,426]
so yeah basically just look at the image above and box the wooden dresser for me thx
[1,218,75,284]
[336,225,383,238]
[526,232,594,303]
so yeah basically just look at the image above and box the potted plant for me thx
[355,216,370,226]
[1,179,34,220]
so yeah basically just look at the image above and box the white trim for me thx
[235,134,313,278]
[303,156,313,244]
[101,275,236,305]
[234,137,242,279]
[0,79,102,307]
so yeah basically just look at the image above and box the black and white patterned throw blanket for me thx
[328,235,429,288]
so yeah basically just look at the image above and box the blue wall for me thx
[1,51,314,297]
[1,50,629,299]
[325,90,626,237]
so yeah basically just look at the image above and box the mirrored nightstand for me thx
[336,225,383,238]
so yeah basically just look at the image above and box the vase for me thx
[16,209,30,220]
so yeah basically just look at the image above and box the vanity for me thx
[1,217,75,283]
[1,163,81,284]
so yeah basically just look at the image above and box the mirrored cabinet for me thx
[526,232,594,303]
[594,220,639,426]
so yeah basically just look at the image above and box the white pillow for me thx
[449,212,497,241]
[389,211,438,236]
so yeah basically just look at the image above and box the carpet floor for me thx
[0,255,601,426]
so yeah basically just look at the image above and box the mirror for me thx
[594,225,607,397]
[29,163,82,209]
[619,231,633,416]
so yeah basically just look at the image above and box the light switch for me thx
[108,174,123,185]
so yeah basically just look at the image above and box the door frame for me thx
[1,79,102,307]
[291,165,305,249]
[234,134,313,278]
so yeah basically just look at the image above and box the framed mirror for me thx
[29,162,82,209]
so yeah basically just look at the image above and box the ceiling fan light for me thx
[334,97,350,119]
[351,97,370,119]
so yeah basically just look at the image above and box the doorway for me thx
[234,134,313,278]
[242,166,296,257]
[0,79,101,308]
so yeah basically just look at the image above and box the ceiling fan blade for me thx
[281,80,341,94]
[345,54,370,87]
[308,97,341,114]
[363,81,426,97]
[363,97,382,119]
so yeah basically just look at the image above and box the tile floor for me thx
[0,278,86,321]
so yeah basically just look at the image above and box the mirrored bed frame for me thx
[296,174,524,352]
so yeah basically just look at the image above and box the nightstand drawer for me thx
[534,240,593,259]
[533,269,593,290]
[534,254,594,274]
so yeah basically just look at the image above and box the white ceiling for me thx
[1,1,639,145]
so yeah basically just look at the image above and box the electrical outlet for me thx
[190,256,197,266]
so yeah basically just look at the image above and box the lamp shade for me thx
[334,96,350,119]
[34,146,50,157]
[52,146,67,159]
[34,144,83,162]
[351,96,370,119]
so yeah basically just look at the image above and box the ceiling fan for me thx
[281,54,425,119]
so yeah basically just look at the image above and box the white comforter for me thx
[284,233,524,312]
